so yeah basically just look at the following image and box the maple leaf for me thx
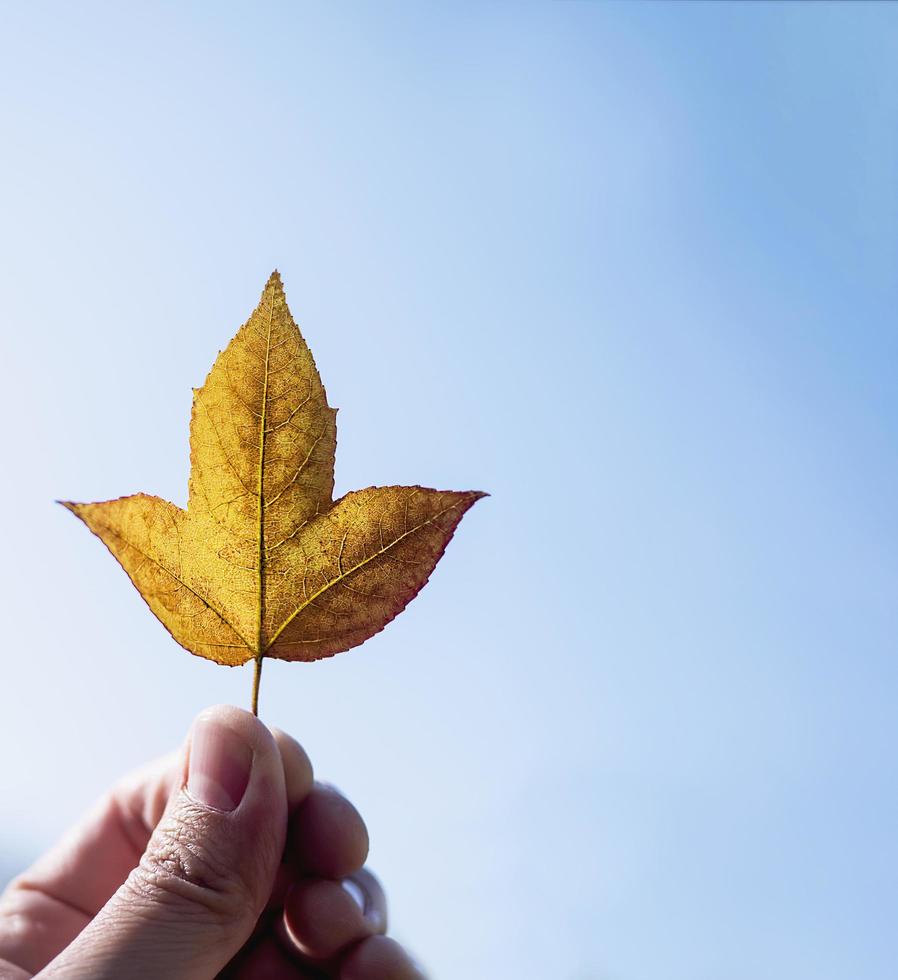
[62,272,484,713]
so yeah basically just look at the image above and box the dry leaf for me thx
[62,272,484,710]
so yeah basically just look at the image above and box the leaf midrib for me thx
[255,296,275,656]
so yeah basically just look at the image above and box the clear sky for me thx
[1,3,897,978]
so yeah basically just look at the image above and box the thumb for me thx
[41,705,287,980]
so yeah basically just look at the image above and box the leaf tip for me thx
[57,499,88,524]
[262,269,287,307]
[461,490,489,509]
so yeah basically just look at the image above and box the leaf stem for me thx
[251,654,263,717]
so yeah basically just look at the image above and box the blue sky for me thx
[1,3,897,978]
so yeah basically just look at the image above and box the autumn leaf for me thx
[62,272,485,713]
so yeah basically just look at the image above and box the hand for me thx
[0,705,425,979]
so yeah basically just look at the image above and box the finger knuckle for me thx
[125,805,258,928]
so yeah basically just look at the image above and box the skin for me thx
[0,706,425,980]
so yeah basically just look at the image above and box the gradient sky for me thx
[1,3,898,978]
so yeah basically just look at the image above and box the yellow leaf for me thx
[62,272,484,710]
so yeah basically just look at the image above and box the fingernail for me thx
[187,716,253,811]
[408,954,428,979]
[342,877,385,931]
[342,878,366,912]
[319,781,346,798]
